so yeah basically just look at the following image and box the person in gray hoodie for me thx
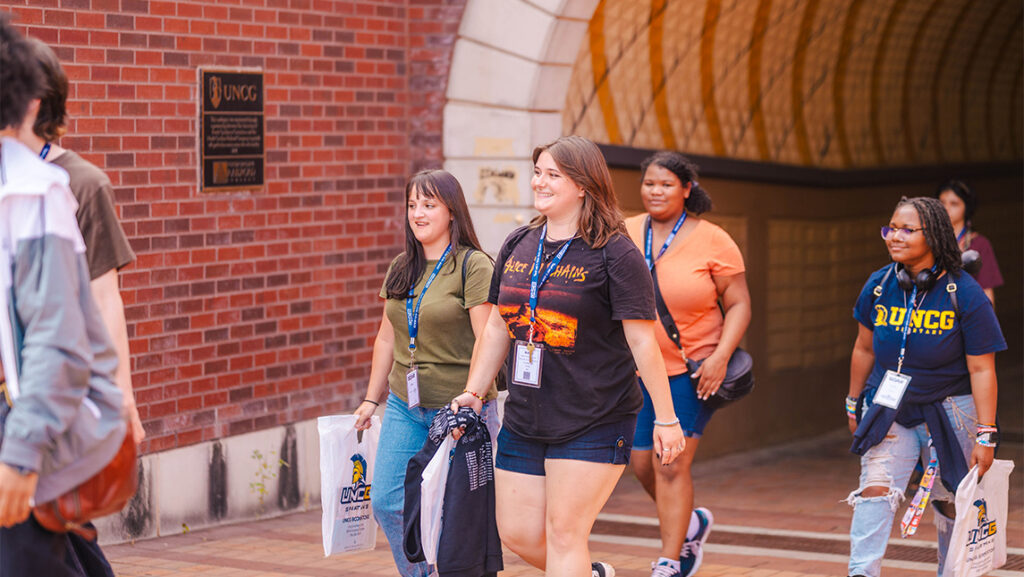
[0,15,127,577]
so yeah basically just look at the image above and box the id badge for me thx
[406,367,421,408]
[874,370,911,409]
[512,340,542,388]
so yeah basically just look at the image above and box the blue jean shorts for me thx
[634,372,716,450]
[495,417,637,476]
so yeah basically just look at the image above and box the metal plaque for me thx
[200,69,265,191]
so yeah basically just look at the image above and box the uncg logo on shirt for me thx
[341,454,372,504]
[873,305,955,335]
[966,498,997,546]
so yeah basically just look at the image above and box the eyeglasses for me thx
[880,225,925,239]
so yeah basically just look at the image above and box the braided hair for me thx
[895,196,962,275]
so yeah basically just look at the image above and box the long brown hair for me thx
[530,135,625,248]
[384,170,486,299]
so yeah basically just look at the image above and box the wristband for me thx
[362,399,380,407]
[654,418,680,427]
[845,396,857,419]
[462,389,485,402]
[976,432,999,447]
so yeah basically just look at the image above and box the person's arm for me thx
[91,269,143,443]
[848,324,875,434]
[623,319,684,465]
[692,272,751,399]
[966,352,997,477]
[451,306,510,413]
[354,311,395,430]
[983,288,994,305]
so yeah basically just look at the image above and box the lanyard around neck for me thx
[406,244,452,358]
[644,212,687,270]
[39,143,50,160]
[529,224,572,340]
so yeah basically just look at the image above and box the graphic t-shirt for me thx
[624,215,745,375]
[488,226,656,443]
[382,247,496,408]
[853,265,1006,393]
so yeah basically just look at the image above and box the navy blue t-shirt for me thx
[853,265,1006,393]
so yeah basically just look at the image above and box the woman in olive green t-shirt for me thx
[353,170,498,577]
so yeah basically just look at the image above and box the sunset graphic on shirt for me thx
[499,303,578,354]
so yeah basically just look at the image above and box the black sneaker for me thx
[679,507,714,576]
[592,561,616,577]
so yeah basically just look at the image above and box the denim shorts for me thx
[494,417,637,476]
[634,372,716,450]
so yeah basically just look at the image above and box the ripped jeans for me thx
[847,394,976,577]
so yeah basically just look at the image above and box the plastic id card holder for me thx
[406,367,421,408]
[512,340,542,388]
[874,370,911,409]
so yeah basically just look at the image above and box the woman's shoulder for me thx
[460,245,494,271]
[968,231,994,251]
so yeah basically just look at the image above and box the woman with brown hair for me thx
[452,136,684,577]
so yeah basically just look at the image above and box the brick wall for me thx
[2,0,467,455]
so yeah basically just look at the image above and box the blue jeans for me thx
[495,416,636,476]
[847,394,976,577]
[371,393,499,577]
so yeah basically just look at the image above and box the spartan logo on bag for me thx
[341,454,371,504]
[967,499,997,545]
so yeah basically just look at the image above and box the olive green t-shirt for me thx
[381,247,497,408]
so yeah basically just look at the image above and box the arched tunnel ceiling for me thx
[564,0,1024,168]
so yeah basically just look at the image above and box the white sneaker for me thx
[592,561,616,577]
[650,560,682,577]
[679,507,714,577]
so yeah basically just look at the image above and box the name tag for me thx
[512,340,542,388]
[406,367,421,408]
[874,370,911,409]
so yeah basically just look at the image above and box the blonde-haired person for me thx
[452,136,684,577]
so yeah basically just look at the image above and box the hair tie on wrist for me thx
[654,418,680,427]
[362,399,380,407]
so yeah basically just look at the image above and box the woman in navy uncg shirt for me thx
[845,197,1005,577]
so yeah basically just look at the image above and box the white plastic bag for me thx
[318,414,381,556]
[942,459,1014,577]
[420,434,456,566]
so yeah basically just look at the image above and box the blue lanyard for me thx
[39,143,50,160]
[529,225,573,338]
[896,285,918,373]
[406,244,452,357]
[956,227,967,245]
[643,212,687,270]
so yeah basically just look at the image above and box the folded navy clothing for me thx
[403,408,502,577]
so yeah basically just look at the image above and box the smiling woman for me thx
[845,196,1006,577]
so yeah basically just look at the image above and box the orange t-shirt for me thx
[624,215,746,376]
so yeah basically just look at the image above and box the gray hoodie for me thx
[0,137,126,504]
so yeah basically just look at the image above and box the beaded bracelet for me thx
[654,418,680,427]
[977,424,999,447]
[845,396,858,419]
[462,389,485,402]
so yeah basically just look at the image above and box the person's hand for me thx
[652,423,685,466]
[848,416,858,435]
[0,464,37,528]
[354,400,379,431]
[449,392,483,440]
[127,402,145,444]
[970,444,994,479]
[692,352,728,400]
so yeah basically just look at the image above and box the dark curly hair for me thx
[640,151,712,215]
[895,196,963,275]
[27,37,68,142]
[934,179,977,223]
[0,14,43,131]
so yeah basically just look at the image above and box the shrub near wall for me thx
[1,0,468,456]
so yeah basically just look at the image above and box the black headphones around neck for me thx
[894,264,937,292]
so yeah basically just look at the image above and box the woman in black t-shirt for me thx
[453,136,684,577]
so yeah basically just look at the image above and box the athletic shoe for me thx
[679,507,714,577]
[592,561,616,577]
[650,560,682,577]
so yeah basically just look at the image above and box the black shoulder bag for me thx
[650,264,754,409]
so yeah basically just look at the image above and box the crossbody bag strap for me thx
[650,264,688,363]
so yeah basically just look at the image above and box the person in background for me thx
[845,197,1004,577]
[353,169,498,577]
[453,136,685,577]
[23,38,142,445]
[624,151,751,577]
[0,14,127,577]
[935,180,1002,305]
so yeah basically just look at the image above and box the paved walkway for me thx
[106,430,1024,576]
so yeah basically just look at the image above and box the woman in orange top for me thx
[624,151,752,577]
